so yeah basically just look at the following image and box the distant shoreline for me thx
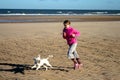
[0,15,120,23]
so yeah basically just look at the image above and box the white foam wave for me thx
[0,13,120,16]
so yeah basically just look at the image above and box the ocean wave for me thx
[0,10,120,16]
[0,13,120,16]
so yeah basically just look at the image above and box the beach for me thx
[0,16,120,80]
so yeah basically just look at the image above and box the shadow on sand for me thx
[0,63,31,75]
[0,62,73,74]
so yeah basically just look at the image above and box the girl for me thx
[62,20,82,70]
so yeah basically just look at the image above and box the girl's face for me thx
[64,23,70,28]
[66,25,70,28]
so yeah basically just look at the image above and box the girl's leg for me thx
[71,58,78,70]
[71,58,77,64]
[76,58,81,64]
[67,43,77,59]
[73,49,83,69]
[67,43,78,69]
[76,58,83,69]
[73,50,81,64]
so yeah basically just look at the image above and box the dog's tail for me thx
[47,55,53,59]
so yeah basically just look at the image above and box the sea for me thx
[0,9,120,16]
[0,9,120,22]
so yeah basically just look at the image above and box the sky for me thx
[0,0,120,10]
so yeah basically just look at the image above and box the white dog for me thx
[31,54,53,71]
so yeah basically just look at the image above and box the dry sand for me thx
[0,21,120,80]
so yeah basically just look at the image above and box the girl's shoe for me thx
[74,63,79,70]
[78,63,83,69]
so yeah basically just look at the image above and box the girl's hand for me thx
[63,32,66,37]
[72,34,75,37]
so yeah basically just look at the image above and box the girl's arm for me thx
[73,28,80,37]
[63,32,67,39]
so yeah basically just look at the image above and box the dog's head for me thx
[33,55,41,64]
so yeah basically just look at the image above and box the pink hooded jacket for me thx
[63,26,80,45]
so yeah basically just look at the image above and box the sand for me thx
[0,15,120,22]
[0,20,120,80]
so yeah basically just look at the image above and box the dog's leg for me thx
[36,63,43,70]
[46,62,53,69]
[43,65,48,71]
[48,64,53,68]
[36,65,41,70]
[31,65,37,69]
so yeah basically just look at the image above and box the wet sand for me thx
[0,15,120,22]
